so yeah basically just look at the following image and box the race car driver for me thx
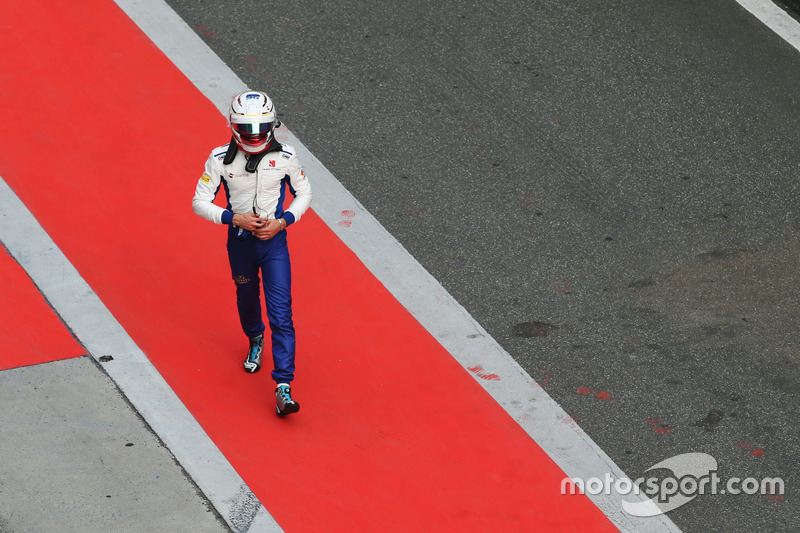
[192,90,312,416]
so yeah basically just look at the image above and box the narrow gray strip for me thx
[0,178,280,533]
[113,0,682,530]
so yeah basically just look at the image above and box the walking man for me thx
[192,91,312,416]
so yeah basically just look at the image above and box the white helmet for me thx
[229,91,277,154]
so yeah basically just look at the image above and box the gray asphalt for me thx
[0,357,228,532]
[163,0,800,531]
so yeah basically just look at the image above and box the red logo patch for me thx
[269,160,276,167]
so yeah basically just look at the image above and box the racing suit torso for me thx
[192,141,312,227]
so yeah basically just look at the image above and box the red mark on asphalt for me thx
[555,277,572,294]
[576,388,613,400]
[401,201,421,217]
[738,442,765,458]
[534,370,552,388]
[468,366,501,381]
[194,24,218,39]
[646,418,672,435]
[765,495,784,503]
[243,55,259,70]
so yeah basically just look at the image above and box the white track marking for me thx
[111,1,684,530]
[0,178,280,533]
[736,0,800,52]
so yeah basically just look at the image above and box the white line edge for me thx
[736,0,800,52]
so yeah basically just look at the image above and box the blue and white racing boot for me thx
[275,384,300,416]
[243,335,263,373]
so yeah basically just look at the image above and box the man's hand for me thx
[232,213,266,232]
[252,218,284,240]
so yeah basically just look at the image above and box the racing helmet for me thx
[229,91,277,154]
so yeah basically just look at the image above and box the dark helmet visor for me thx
[232,121,275,135]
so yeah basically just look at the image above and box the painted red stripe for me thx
[0,1,616,530]
[0,247,84,370]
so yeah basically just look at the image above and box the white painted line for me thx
[0,177,280,533]
[114,0,682,530]
[736,0,800,52]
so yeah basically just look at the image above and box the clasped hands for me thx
[232,213,284,240]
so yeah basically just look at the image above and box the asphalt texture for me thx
[0,357,228,532]
[776,0,800,20]
[162,1,800,531]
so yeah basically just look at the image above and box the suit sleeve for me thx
[192,153,234,225]
[282,150,313,226]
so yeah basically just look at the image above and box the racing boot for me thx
[275,383,300,416]
[243,335,263,373]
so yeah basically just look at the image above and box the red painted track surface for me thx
[0,1,616,530]
[0,247,84,370]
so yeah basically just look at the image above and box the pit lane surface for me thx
[160,0,800,531]
[0,0,621,531]
[1,0,793,530]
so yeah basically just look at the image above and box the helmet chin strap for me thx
[223,135,282,172]
[223,136,238,164]
[244,150,269,173]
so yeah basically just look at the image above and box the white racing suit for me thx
[192,139,312,384]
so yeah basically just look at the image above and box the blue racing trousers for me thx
[226,226,295,384]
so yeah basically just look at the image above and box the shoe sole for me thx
[243,362,261,373]
[276,402,300,417]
